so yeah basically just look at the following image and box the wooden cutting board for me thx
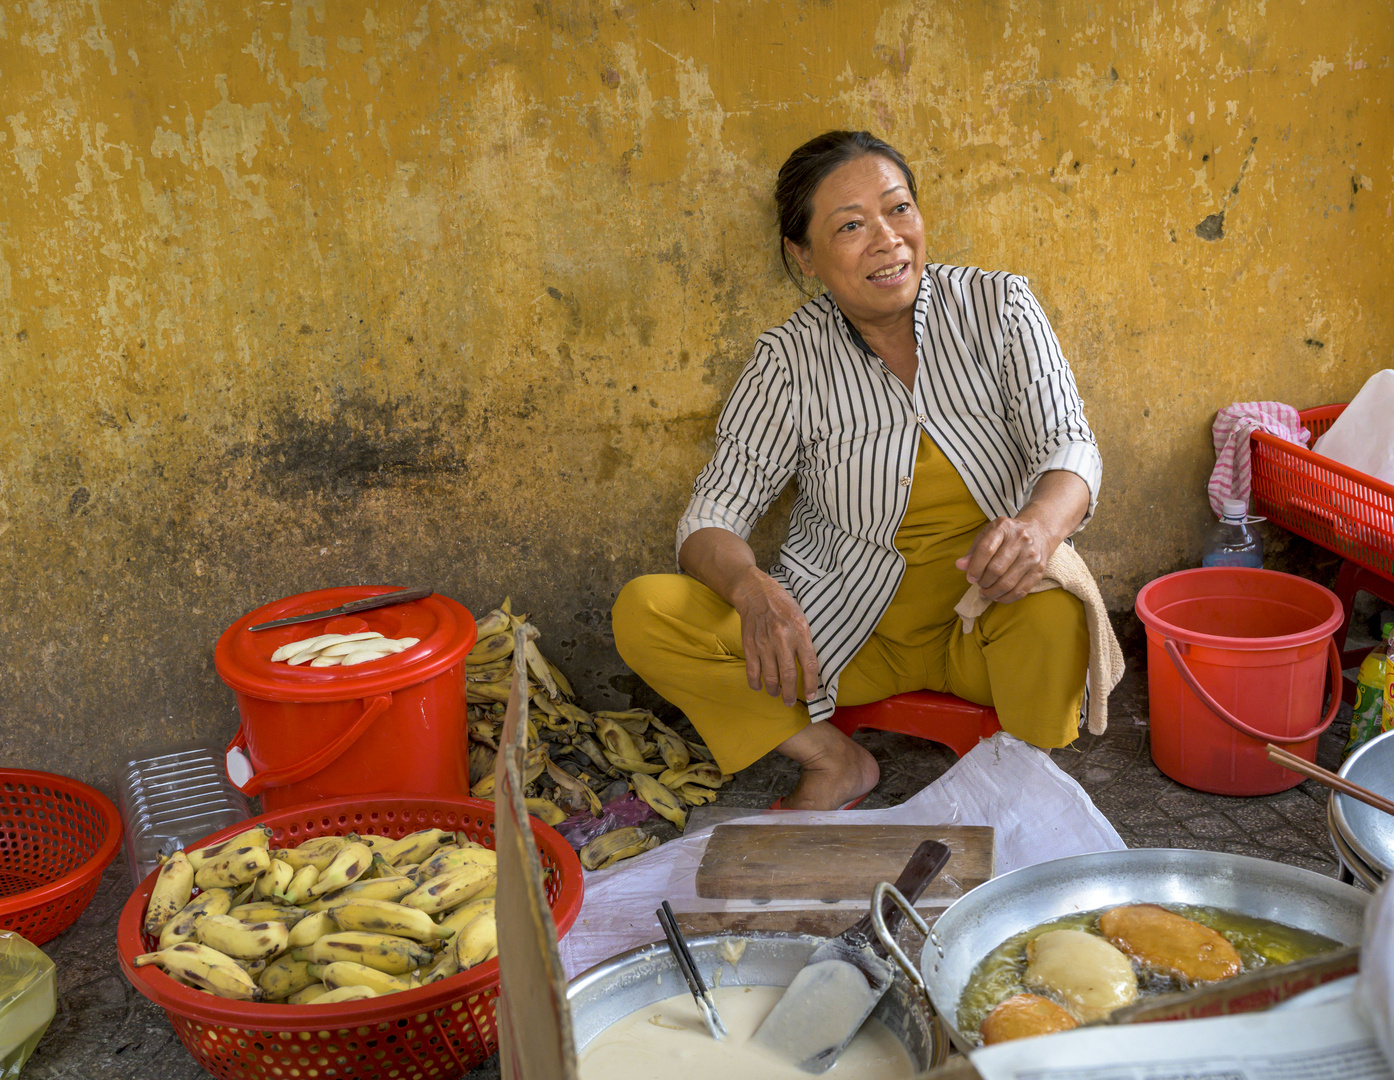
[695,824,994,903]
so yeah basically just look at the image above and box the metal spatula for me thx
[751,838,951,1074]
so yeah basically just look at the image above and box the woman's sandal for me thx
[769,793,868,811]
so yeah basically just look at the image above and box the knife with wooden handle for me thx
[248,587,434,631]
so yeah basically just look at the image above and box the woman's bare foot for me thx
[774,721,880,810]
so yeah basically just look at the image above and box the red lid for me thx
[215,587,477,701]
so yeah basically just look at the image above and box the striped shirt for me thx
[676,263,1102,723]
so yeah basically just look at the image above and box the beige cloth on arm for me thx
[954,543,1125,736]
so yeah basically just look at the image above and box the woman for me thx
[613,131,1101,811]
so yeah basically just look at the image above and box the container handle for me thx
[224,694,394,797]
[1162,637,1341,745]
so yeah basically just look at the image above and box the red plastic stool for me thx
[830,690,1001,759]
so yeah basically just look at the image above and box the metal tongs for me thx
[656,899,728,1041]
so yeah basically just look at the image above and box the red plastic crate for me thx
[1250,404,1394,584]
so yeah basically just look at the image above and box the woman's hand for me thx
[954,516,1055,603]
[954,470,1091,603]
[730,566,821,706]
[678,527,821,707]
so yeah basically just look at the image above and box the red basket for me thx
[0,769,123,945]
[116,795,584,1080]
[1251,404,1394,583]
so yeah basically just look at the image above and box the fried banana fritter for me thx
[980,993,1080,1045]
[1099,904,1241,984]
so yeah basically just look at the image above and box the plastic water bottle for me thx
[1201,499,1263,568]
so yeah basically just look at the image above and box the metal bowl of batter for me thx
[919,848,1369,1053]
[566,931,948,1072]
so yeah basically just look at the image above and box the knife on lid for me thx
[248,587,434,631]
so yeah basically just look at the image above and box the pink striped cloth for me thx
[1208,402,1310,516]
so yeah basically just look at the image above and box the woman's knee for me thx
[611,574,691,662]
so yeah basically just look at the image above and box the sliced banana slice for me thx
[340,650,391,666]
[309,656,343,667]
[317,634,388,658]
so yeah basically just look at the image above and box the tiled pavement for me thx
[23,645,1364,1079]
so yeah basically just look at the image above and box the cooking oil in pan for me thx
[956,904,1341,1045]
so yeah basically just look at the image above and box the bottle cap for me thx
[1221,499,1248,520]
[1384,621,1394,641]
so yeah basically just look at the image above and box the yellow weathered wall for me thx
[2,1,1391,783]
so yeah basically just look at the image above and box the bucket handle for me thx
[1162,637,1341,745]
[224,694,393,797]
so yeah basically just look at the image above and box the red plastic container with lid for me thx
[215,587,477,811]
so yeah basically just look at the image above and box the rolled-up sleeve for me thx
[999,278,1103,528]
[675,343,800,565]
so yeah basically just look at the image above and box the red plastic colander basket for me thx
[116,795,583,1080]
[0,769,123,945]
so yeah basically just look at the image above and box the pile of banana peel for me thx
[465,600,733,872]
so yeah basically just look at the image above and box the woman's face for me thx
[785,154,926,328]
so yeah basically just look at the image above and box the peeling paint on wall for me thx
[0,0,1391,785]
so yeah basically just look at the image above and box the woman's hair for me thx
[774,130,918,286]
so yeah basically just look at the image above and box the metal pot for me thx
[918,848,1369,1052]
[566,931,948,1071]
[1333,727,1394,876]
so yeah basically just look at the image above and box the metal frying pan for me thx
[918,848,1369,1052]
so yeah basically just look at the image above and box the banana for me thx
[595,710,653,735]
[315,985,378,1004]
[286,981,329,1004]
[287,910,339,949]
[273,835,348,872]
[454,913,499,970]
[257,956,318,1000]
[381,828,454,868]
[229,902,305,926]
[467,678,513,704]
[650,729,691,773]
[401,864,496,915]
[523,638,558,698]
[471,608,510,640]
[579,827,659,871]
[454,834,487,849]
[358,833,394,852]
[524,799,567,826]
[144,851,195,936]
[470,772,496,799]
[420,949,460,985]
[292,931,434,975]
[592,715,647,764]
[544,758,601,816]
[328,897,455,942]
[677,783,719,806]
[194,845,272,889]
[280,864,320,906]
[198,914,291,962]
[315,960,412,996]
[235,957,269,981]
[252,857,295,901]
[159,887,236,949]
[133,942,263,1001]
[466,631,513,665]
[438,899,495,937]
[302,875,416,912]
[185,825,274,871]
[418,846,497,881]
[631,773,687,831]
[360,852,397,880]
[307,842,373,896]
[546,658,576,700]
[657,762,728,790]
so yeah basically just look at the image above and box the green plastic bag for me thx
[0,932,55,1079]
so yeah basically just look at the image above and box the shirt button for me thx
[917,414,928,424]
[900,476,912,487]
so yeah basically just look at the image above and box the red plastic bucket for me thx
[1135,568,1343,795]
[215,587,477,811]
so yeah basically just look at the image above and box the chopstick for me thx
[1266,743,1394,817]
[655,899,728,1041]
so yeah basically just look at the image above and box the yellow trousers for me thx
[613,434,1089,774]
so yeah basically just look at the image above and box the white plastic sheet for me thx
[557,733,1126,979]
[1313,369,1394,486]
